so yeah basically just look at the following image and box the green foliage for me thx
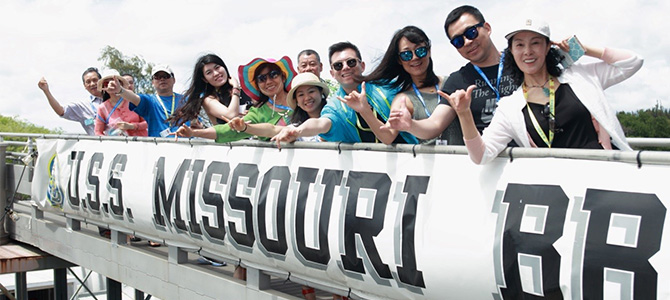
[324,78,340,96]
[617,102,670,150]
[0,115,61,154]
[98,46,155,94]
[617,102,670,138]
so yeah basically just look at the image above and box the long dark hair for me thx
[171,54,233,126]
[504,37,564,87]
[252,63,287,108]
[364,25,439,91]
[290,87,327,124]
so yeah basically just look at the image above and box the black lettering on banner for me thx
[341,171,392,279]
[201,161,229,241]
[152,157,189,229]
[295,168,343,265]
[499,184,567,299]
[67,151,84,208]
[257,166,291,255]
[187,159,205,235]
[228,163,258,247]
[396,175,429,288]
[108,154,127,217]
[86,152,104,212]
[582,189,665,300]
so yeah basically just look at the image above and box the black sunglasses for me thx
[256,70,281,83]
[541,103,563,134]
[450,22,484,49]
[332,58,359,71]
[153,73,172,80]
[399,46,429,62]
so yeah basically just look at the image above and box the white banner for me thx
[31,138,670,299]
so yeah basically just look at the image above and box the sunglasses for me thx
[541,103,563,134]
[450,22,484,49]
[153,73,172,80]
[399,46,428,62]
[256,70,281,83]
[332,58,359,71]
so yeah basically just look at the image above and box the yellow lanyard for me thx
[338,87,389,142]
[523,77,555,147]
[156,93,176,120]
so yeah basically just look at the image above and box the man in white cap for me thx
[37,67,103,135]
[111,64,185,137]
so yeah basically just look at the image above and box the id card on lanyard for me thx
[157,93,176,137]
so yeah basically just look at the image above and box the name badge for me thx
[84,118,95,126]
[159,128,171,138]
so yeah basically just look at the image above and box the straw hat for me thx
[97,69,129,91]
[286,73,329,110]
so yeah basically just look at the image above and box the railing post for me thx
[0,142,8,245]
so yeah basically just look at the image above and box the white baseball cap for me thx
[505,18,551,40]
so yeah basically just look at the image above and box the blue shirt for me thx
[129,93,185,137]
[319,83,418,144]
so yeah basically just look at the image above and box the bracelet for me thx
[232,87,241,97]
[241,123,248,132]
[115,87,125,96]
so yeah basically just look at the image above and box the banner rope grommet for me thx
[283,271,291,284]
[509,147,514,162]
[337,142,342,154]
[637,150,644,169]
[412,144,417,158]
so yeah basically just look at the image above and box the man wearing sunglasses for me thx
[272,41,416,145]
[443,5,518,134]
[111,64,186,137]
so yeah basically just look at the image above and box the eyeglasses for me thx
[541,103,563,134]
[332,58,359,71]
[256,70,281,83]
[153,73,172,80]
[398,46,428,62]
[450,22,484,49]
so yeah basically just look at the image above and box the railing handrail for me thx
[2,132,670,166]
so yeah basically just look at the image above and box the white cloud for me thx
[1,0,666,133]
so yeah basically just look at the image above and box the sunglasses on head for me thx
[256,70,281,83]
[450,22,484,49]
[332,58,359,71]
[541,103,563,134]
[153,73,172,80]
[399,46,429,62]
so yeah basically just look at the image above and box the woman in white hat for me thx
[444,18,643,164]
[95,69,148,136]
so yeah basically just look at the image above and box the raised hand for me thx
[271,126,300,149]
[440,85,476,116]
[338,81,370,113]
[106,76,122,94]
[175,124,194,138]
[381,98,412,131]
[228,117,249,132]
[37,77,49,92]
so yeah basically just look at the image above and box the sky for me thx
[1,0,667,134]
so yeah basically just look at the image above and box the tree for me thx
[0,115,61,154]
[98,46,155,94]
[617,101,670,138]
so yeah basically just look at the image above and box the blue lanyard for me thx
[411,83,440,117]
[268,98,292,111]
[97,99,123,124]
[472,52,505,102]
